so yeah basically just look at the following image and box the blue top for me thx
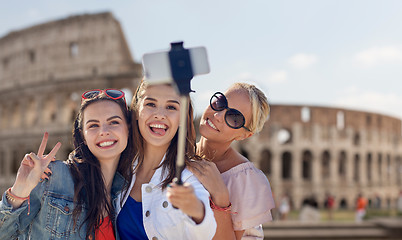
[117,196,148,240]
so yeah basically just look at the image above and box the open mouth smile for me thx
[97,140,117,148]
[206,118,219,131]
[149,123,168,136]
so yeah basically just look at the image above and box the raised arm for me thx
[0,132,61,239]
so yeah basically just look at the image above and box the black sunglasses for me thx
[210,92,251,132]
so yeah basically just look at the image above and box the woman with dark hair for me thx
[0,89,134,239]
[116,81,216,240]
[189,83,275,239]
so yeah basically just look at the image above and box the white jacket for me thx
[116,157,217,240]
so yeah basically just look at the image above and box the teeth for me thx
[150,124,167,129]
[99,141,115,147]
[207,119,217,130]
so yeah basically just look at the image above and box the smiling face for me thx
[199,88,253,142]
[137,84,181,151]
[82,100,129,163]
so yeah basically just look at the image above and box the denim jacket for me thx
[0,160,125,240]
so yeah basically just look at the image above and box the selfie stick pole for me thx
[169,42,194,185]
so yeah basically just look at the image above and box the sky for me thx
[1,0,402,119]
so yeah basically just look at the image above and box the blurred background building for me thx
[0,12,401,213]
[0,12,142,193]
[234,105,402,211]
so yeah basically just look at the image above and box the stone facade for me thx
[234,105,402,210]
[0,12,142,193]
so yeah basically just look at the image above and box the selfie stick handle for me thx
[169,42,194,185]
[175,95,189,185]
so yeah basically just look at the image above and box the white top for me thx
[221,161,275,239]
[116,156,217,240]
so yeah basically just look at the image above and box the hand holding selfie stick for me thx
[142,41,210,185]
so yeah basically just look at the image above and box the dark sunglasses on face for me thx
[81,89,126,103]
[210,92,251,132]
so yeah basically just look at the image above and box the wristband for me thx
[6,188,30,215]
[209,197,237,214]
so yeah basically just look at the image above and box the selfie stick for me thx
[142,42,210,185]
[169,42,196,185]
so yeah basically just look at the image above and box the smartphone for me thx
[142,45,210,84]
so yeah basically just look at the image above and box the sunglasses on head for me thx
[210,92,251,132]
[81,89,126,103]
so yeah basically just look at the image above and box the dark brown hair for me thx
[131,81,198,189]
[67,93,134,239]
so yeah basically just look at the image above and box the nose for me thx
[213,110,225,123]
[153,107,167,119]
[99,124,110,136]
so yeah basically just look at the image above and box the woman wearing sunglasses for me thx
[0,89,134,239]
[189,83,275,240]
[115,81,216,240]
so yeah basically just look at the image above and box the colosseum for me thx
[234,104,402,210]
[1,12,401,212]
[0,12,142,193]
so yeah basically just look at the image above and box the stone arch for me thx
[43,95,57,124]
[338,151,347,178]
[386,154,391,182]
[367,153,372,182]
[282,151,292,180]
[322,150,331,179]
[378,153,383,184]
[353,154,360,182]
[12,150,21,174]
[260,149,272,175]
[302,150,312,180]
[396,156,401,185]
[25,97,38,127]
[11,101,21,128]
[63,93,79,125]
[353,132,360,146]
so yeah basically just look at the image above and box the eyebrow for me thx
[85,115,123,125]
[144,97,180,105]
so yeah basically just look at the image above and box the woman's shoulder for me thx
[47,160,72,177]
[43,160,75,195]
[222,161,265,179]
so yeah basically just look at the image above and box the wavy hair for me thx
[67,93,134,239]
[131,80,198,189]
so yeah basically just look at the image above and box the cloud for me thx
[333,88,402,119]
[354,46,402,66]
[288,53,318,69]
[267,70,287,84]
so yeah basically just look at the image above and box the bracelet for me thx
[209,197,237,214]
[6,188,30,215]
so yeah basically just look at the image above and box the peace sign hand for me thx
[11,132,61,199]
